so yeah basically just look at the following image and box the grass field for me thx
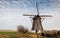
[0,31,60,38]
[0,31,39,38]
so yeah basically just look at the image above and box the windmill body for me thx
[32,15,43,33]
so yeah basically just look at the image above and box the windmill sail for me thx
[36,3,40,15]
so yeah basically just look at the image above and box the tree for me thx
[17,25,28,34]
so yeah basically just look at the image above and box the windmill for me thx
[23,3,52,33]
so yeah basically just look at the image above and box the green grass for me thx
[0,32,37,38]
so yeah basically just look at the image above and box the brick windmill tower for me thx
[23,3,52,33]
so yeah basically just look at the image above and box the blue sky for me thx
[0,0,60,30]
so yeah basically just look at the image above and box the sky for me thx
[0,0,60,30]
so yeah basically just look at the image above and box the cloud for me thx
[42,8,60,30]
[0,0,60,30]
[0,8,35,30]
[0,7,60,30]
[0,0,31,8]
